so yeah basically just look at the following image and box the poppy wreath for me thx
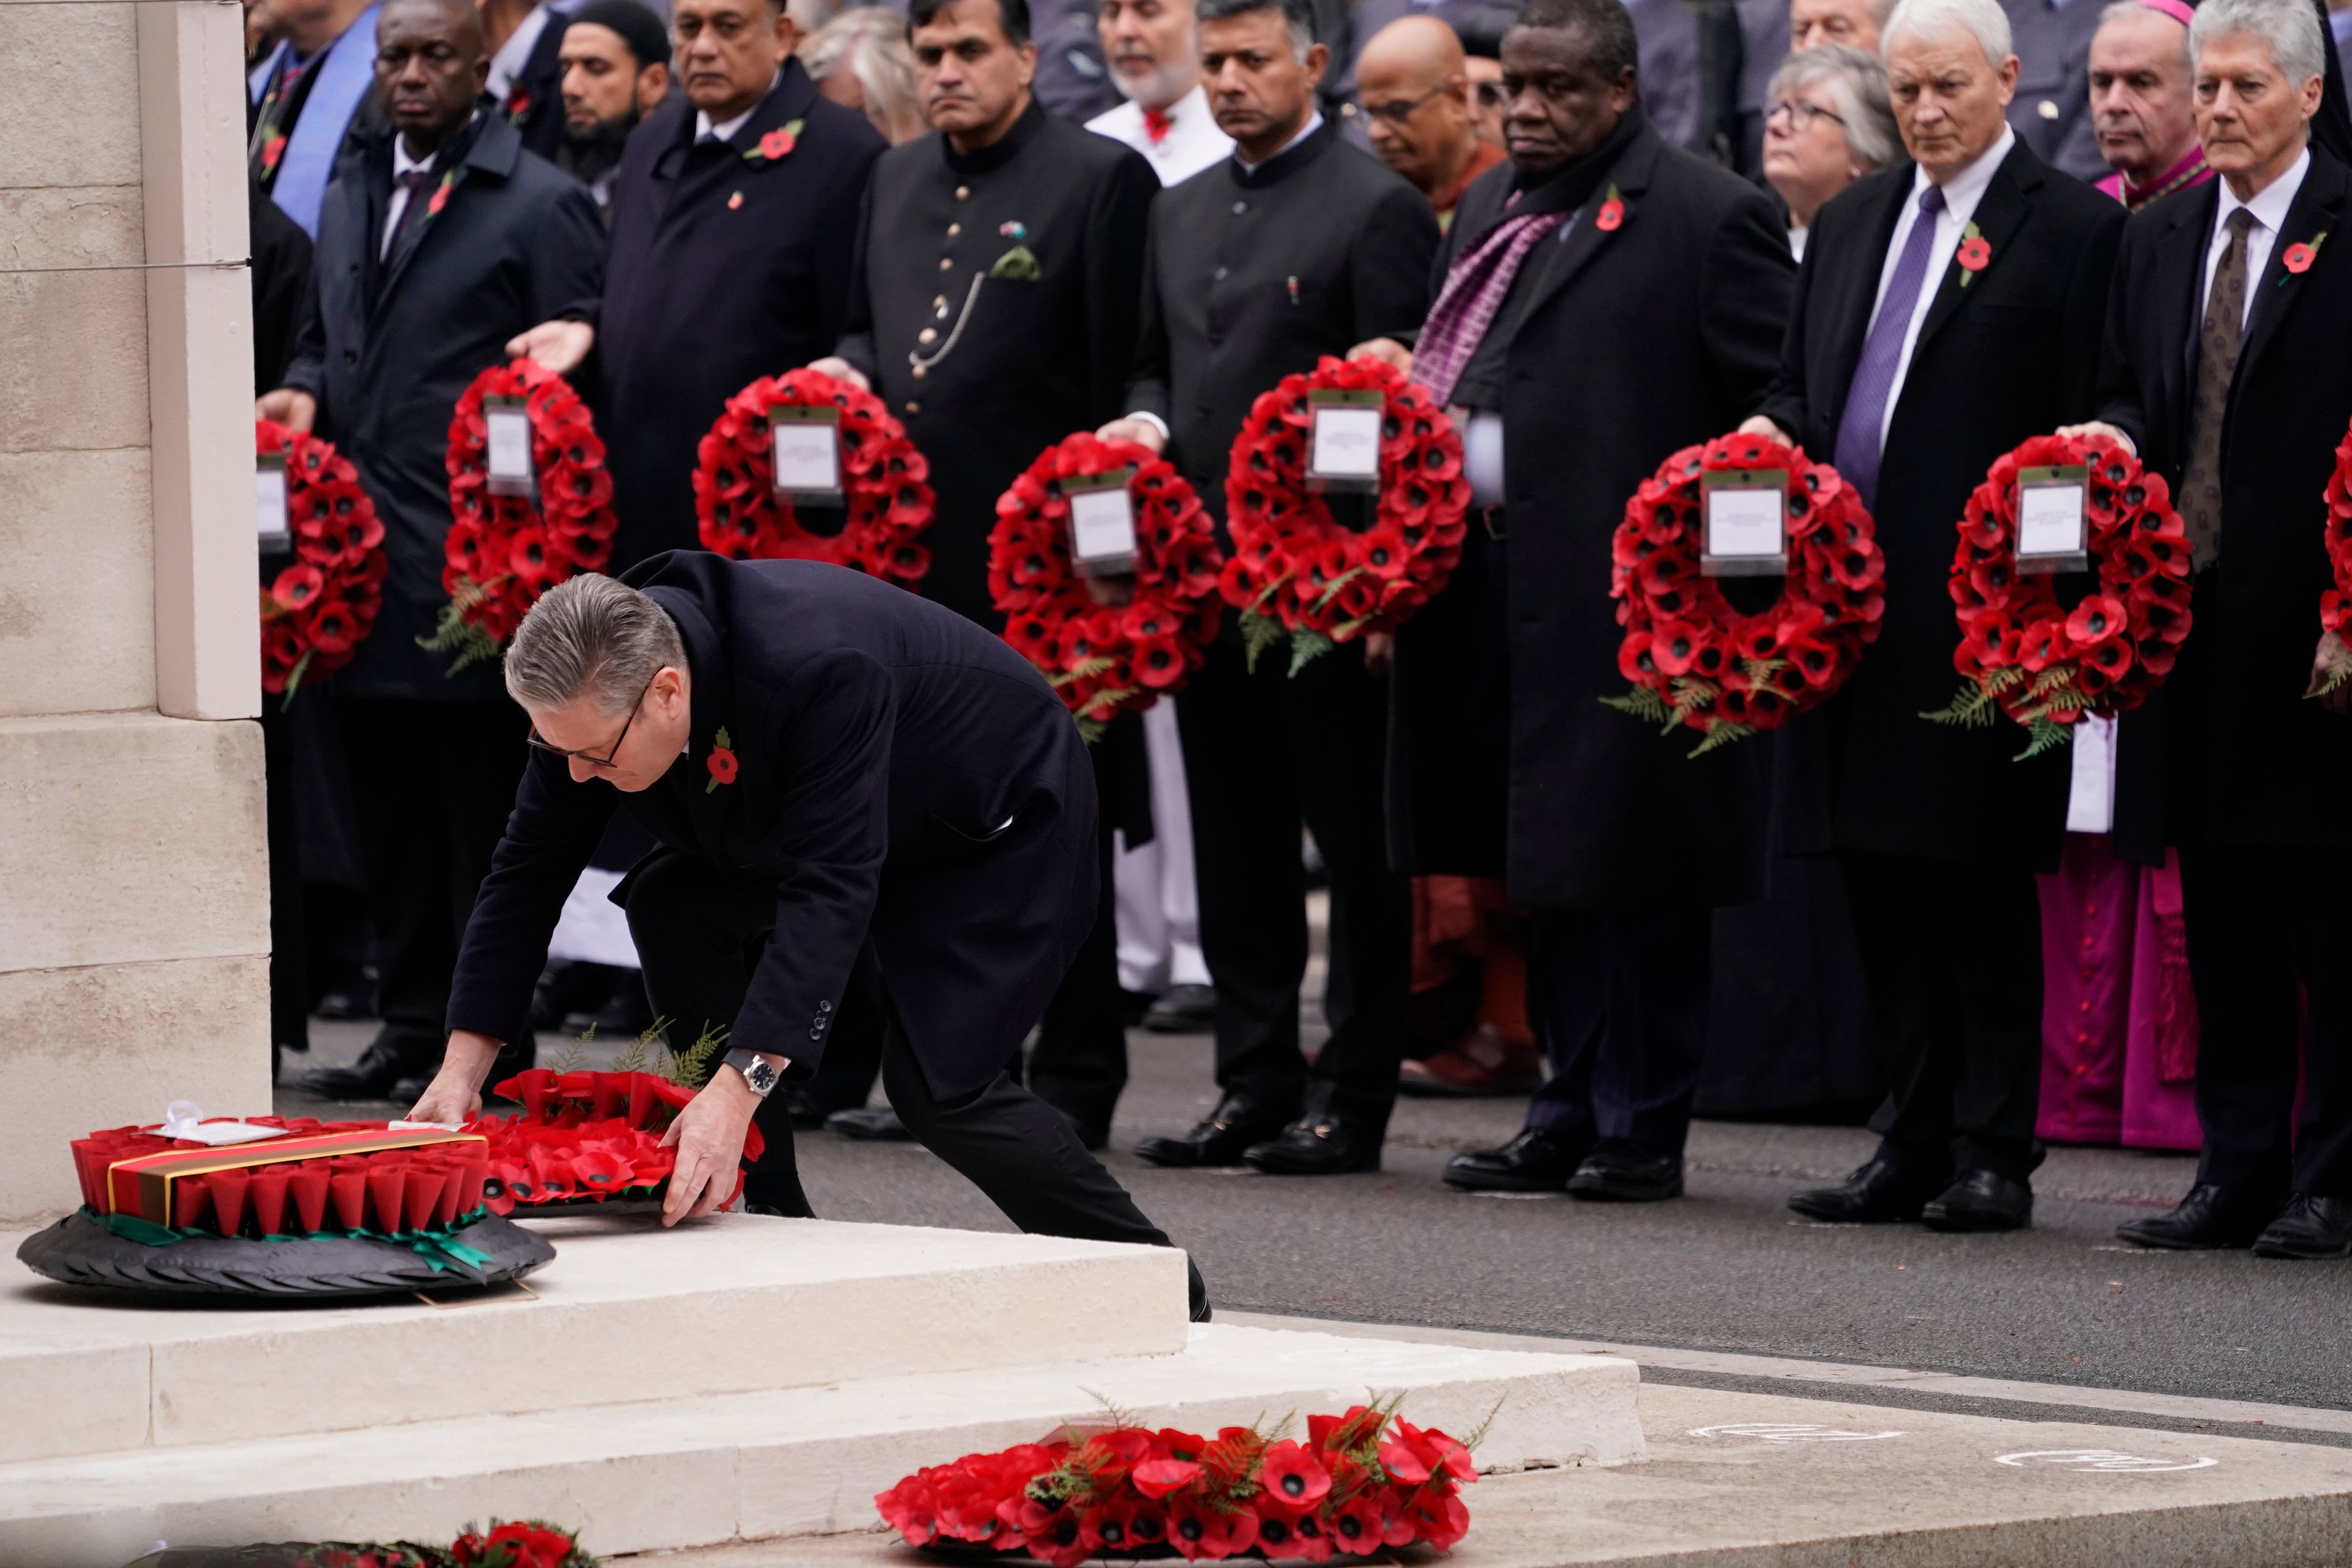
[989,432,1225,739]
[1924,431,2192,759]
[429,360,616,672]
[257,420,388,702]
[475,1066,764,1213]
[1604,431,1885,756]
[1221,356,1470,676]
[88,1518,598,1568]
[875,1400,1479,1564]
[693,367,935,589]
[2313,414,2352,699]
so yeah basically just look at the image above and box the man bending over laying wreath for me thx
[411,554,1210,1319]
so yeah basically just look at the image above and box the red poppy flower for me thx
[271,562,325,612]
[759,126,797,159]
[1956,234,1991,272]
[1648,619,1704,676]
[426,175,451,216]
[1258,1439,1333,1510]
[304,596,359,655]
[1328,1491,1387,1553]
[2064,594,2127,646]
[2285,240,2318,274]
[1595,195,1625,232]
[707,745,739,786]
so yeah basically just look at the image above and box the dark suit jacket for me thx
[2003,0,2106,184]
[2097,148,2352,851]
[1756,140,2124,867]
[281,111,605,702]
[595,62,886,568]
[447,551,1100,1101]
[1389,121,1795,910]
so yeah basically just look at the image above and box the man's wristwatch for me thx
[723,1049,782,1097]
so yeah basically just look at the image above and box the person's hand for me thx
[2308,630,2352,715]
[256,388,317,432]
[1084,573,1136,606]
[2057,420,2136,457]
[807,355,871,393]
[1736,414,1790,444]
[658,1065,761,1224]
[1350,337,1413,375]
[405,1029,501,1125]
[1095,417,1165,454]
[1362,630,1395,674]
[507,319,595,375]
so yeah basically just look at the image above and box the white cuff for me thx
[1127,410,1170,442]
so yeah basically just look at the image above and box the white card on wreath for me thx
[154,1101,290,1147]
[1308,404,1383,486]
[256,454,290,546]
[770,405,843,498]
[484,398,536,497]
[1069,484,1139,566]
[1700,469,1788,576]
[2016,465,2089,571]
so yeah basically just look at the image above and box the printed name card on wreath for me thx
[2014,463,2089,573]
[482,394,537,498]
[256,450,291,554]
[1700,467,1787,577]
[1305,387,1384,492]
[1062,465,1140,576]
[769,401,844,502]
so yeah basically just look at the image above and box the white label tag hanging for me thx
[1700,469,1789,577]
[257,453,291,552]
[1063,468,1139,577]
[1306,388,1383,492]
[154,1100,290,1147]
[484,396,536,497]
[771,404,844,501]
[2015,464,2089,575]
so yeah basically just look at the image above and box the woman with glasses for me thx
[1760,44,1898,258]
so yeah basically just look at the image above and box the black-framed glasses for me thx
[1361,83,1449,126]
[1765,98,1848,132]
[526,673,657,769]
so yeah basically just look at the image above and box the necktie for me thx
[1832,183,1947,512]
[2177,206,2255,568]
[383,168,431,260]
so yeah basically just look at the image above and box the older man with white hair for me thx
[1745,0,2124,1234]
[2078,0,2352,1259]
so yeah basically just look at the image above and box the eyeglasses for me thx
[1765,98,1848,132]
[526,674,658,771]
[1360,83,1449,126]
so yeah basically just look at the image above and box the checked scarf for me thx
[1409,209,1569,408]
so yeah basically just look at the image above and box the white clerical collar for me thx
[1910,122,2013,216]
[1235,108,1324,173]
[2217,143,2310,238]
[698,72,780,145]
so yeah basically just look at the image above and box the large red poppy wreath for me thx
[256,420,387,700]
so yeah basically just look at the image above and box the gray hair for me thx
[2097,0,2193,71]
[802,7,924,135]
[2192,0,2326,86]
[1768,43,1901,169]
[1882,0,2015,67]
[505,574,684,717]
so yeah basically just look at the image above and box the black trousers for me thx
[1841,851,2043,1181]
[338,697,527,1055]
[1521,908,1714,1158]
[1175,633,1412,1130]
[2179,844,2352,1199]
[622,848,1175,1250]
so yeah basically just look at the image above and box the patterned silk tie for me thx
[1832,183,1947,513]
[2177,207,2255,569]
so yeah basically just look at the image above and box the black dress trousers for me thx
[1521,908,1715,1158]
[622,847,1177,1249]
[1839,852,2045,1181]
[1175,628,1413,1131]
[2178,843,2352,1201]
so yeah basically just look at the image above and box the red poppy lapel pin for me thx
[744,119,805,164]
[2280,231,2327,283]
[706,726,738,793]
[1955,221,1991,285]
[1594,183,1626,232]
[261,134,287,172]
[425,168,456,218]
[505,87,533,121]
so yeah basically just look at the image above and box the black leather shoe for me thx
[827,1106,912,1141]
[1443,1128,1583,1192]
[298,1031,432,1101]
[1242,1117,1382,1175]
[1134,1096,1289,1168]
[1142,984,1218,1034]
[1788,1158,1948,1224]
[1568,1145,1683,1202]
[2114,1184,2274,1250]
[1921,1168,2033,1232]
[2252,1196,2352,1259]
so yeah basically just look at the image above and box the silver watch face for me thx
[737,1055,779,1095]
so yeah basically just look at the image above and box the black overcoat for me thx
[281,111,605,702]
[834,102,1159,625]
[2098,148,2352,854]
[446,551,1101,1100]
[595,62,885,569]
[1754,141,2122,869]
[1390,122,1795,911]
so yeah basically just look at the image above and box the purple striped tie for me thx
[1833,183,1946,511]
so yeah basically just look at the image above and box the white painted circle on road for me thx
[1994,1449,2220,1473]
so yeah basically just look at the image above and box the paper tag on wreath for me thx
[483,395,537,499]
[256,452,292,555]
[1306,388,1383,493]
[2015,464,2089,575]
[154,1101,290,1147]
[770,404,844,502]
[1700,468,1788,578]
[1061,466,1139,578]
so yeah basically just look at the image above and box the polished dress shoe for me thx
[2252,1196,2352,1259]
[1787,1158,1948,1224]
[1242,1117,1382,1175]
[826,1106,912,1141]
[1442,1127,1583,1192]
[1134,1095,1287,1168]
[1142,984,1218,1034]
[2114,1184,2274,1250]
[1567,1145,1683,1202]
[298,1030,432,1101]
[1921,1168,2033,1232]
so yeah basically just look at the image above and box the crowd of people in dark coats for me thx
[244,0,2352,1269]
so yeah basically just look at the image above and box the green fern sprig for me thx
[663,1020,729,1088]
[415,575,511,674]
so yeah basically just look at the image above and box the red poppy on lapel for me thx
[1955,222,1990,281]
[706,725,738,792]
[1594,183,1625,232]
[744,118,805,162]
[2283,233,2326,274]
[262,134,287,170]
[426,170,454,216]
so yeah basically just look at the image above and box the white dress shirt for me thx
[382,135,432,258]
[486,2,552,99]
[697,73,780,144]
[2203,145,2310,330]
[1866,124,2015,448]
[1087,84,1235,187]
